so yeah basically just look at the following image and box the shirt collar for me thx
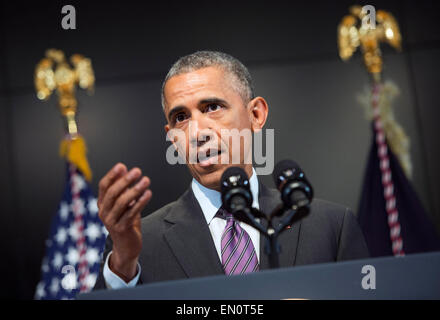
[191,167,260,225]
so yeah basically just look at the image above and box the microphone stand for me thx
[234,204,311,270]
[265,224,281,269]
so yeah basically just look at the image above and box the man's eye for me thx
[206,104,222,112]
[175,113,187,123]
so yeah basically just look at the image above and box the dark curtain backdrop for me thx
[0,0,439,299]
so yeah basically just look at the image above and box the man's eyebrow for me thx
[168,98,229,120]
[167,106,186,121]
[198,97,229,106]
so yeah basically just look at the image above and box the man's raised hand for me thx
[97,163,152,282]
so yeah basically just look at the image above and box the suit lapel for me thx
[161,182,302,277]
[258,183,301,270]
[162,188,224,278]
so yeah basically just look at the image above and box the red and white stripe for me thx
[69,164,91,292]
[371,83,405,257]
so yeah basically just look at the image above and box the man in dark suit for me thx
[93,51,369,290]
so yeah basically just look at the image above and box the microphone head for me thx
[273,159,302,189]
[221,166,250,193]
[273,159,313,209]
[220,166,252,213]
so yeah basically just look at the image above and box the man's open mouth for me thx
[197,149,222,166]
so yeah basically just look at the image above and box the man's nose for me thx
[189,114,214,147]
[196,133,211,147]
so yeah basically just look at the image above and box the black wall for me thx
[0,0,439,299]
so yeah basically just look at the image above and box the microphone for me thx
[220,166,253,214]
[273,160,314,209]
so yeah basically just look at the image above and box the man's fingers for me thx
[98,163,127,208]
[100,167,142,216]
[105,176,151,225]
[116,189,152,229]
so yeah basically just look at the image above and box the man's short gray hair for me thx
[161,50,255,110]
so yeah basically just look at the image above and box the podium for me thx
[79,251,440,299]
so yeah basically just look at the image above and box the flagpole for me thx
[338,6,407,257]
[371,80,405,256]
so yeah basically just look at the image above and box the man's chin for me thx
[193,163,250,191]
[192,163,228,191]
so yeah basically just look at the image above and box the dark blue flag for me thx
[358,126,440,257]
[35,164,107,300]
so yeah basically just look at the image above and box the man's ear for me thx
[248,97,269,133]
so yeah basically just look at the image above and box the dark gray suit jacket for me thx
[93,183,369,290]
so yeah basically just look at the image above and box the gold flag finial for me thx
[34,48,95,137]
[34,49,95,181]
[338,5,401,81]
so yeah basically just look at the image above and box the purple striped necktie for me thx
[217,208,259,275]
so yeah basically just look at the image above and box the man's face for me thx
[163,66,257,191]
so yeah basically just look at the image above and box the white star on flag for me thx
[49,278,60,295]
[68,222,81,241]
[84,273,97,289]
[85,248,100,265]
[35,282,45,299]
[52,252,64,269]
[85,223,102,242]
[55,227,68,245]
[88,198,98,215]
[66,247,79,266]
[59,202,70,221]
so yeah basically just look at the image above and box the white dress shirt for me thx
[103,168,260,289]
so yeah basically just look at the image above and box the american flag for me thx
[35,164,107,300]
